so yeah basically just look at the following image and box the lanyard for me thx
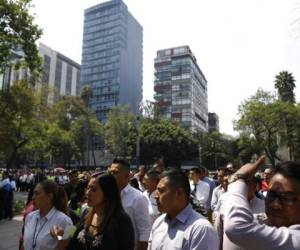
[31,211,56,250]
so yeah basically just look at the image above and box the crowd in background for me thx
[0,157,299,250]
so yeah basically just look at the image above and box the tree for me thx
[0,0,43,79]
[140,100,160,119]
[200,131,234,169]
[235,134,262,164]
[139,118,198,166]
[0,80,38,168]
[274,71,296,103]
[47,96,102,167]
[234,88,294,167]
[105,105,137,158]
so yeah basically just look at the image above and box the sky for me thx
[31,0,300,135]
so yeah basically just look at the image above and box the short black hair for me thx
[160,170,190,198]
[190,167,201,174]
[68,170,78,175]
[145,170,160,182]
[112,158,130,170]
[217,167,226,172]
[274,161,300,182]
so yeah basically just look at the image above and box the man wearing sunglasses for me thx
[224,156,300,250]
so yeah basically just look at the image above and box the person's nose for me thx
[154,190,159,200]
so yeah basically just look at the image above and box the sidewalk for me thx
[0,192,27,250]
[0,215,23,250]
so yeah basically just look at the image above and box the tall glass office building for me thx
[81,0,143,123]
[154,46,208,132]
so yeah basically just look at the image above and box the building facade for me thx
[80,0,143,123]
[154,45,208,132]
[208,112,219,132]
[1,43,81,104]
[39,43,81,104]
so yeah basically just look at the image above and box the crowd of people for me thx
[0,156,299,250]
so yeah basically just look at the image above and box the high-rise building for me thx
[81,0,143,123]
[1,43,81,104]
[154,45,208,132]
[39,43,81,104]
[208,112,219,132]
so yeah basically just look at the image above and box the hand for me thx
[50,225,64,238]
[236,155,266,178]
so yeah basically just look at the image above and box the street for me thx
[0,192,27,250]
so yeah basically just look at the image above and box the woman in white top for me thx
[23,180,73,250]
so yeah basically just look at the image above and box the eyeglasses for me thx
[265,190,300,206]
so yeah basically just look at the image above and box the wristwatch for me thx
[228,173,248,184]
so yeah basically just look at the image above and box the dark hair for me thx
[129,178,140,191]
[199,166,207,175]
[160,170,190,199]
[112,158,130,170]
[68,170,78,176]
[26,183,37,206]
[146,170,160,182]
[274,161,300,182]
[38,180,65,212]
[56,186,68,215]
[85,173,123,233]
[190,167,201,174]
[217,167,226,172]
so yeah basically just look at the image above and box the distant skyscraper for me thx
[81,0,143,123]
[154,45,208,132]
[39,43,81,104]
[208,112,219,132]
[0,43,80,104]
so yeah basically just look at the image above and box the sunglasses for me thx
[265,190,300,206]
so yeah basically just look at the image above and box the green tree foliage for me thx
[274,71,296,103]
[139,118,198,167]
[235,134,262,164]
[0,0,43,77]
[234,88,299,166]
[105,105,137,158]
[0,80,38,168]
[200,131,234,169]
[47,96,102,167]
[80,84,93,107]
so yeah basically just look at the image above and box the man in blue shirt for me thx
[148,170,219,250]
[0,171,13,220]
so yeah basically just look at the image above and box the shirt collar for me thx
[121,184,131,194]
[166,204,192,224]
[176,204,192,224]
[38,207,56,220]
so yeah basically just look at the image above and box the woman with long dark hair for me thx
[22,180,73,250]
[53,173,134,250]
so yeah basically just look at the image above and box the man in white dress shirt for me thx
[189,167,210,210]
[224,157,300,250]
[215,175,265,249]
[142,170,160,225]
[211,168,228,212]
[109,158,151,250]
[148,170,219,250]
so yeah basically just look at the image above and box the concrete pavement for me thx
[0,191,27,250]
[0,216,23,250]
